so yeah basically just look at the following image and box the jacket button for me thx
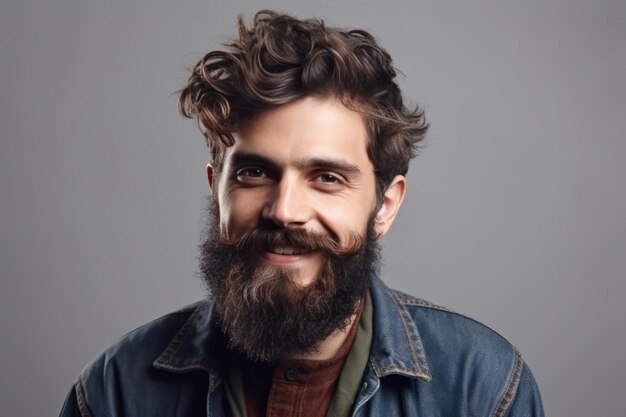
[285,367,299,381]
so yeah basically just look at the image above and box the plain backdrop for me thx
[1,1,624,416]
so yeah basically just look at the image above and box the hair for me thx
[179,10,428,199]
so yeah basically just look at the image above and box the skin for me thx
[207,96,407,359]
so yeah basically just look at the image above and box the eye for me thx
[236,167,269,182]
[316,173,341,184]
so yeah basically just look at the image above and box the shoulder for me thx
[385,287,542,416]
[390,287,516,358]
[389,287,515,353]
[73,301,211,416]
[82,301,204,377]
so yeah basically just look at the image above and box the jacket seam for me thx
[491,347,524,417]
[392,293,453,313]
[75,376,95,417]
[172,300,205,314]
[389,290,421,373]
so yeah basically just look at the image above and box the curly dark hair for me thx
[179,10,428,199]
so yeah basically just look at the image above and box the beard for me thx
[199,202,381,363]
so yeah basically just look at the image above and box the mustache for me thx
[219,228,364,258]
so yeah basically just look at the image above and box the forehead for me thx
[226,97,373,170]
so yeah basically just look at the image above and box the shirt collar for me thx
[152,277,432,381]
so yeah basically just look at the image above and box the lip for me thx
[261,249,317,265]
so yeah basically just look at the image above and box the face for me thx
[203,96,407,362]
[210,97,382,286]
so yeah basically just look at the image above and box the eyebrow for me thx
[230,152,276,169]
[229,151,362,177]
[299,157,361,177]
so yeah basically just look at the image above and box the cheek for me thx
[218,192,264,237]
[316,199,373,242]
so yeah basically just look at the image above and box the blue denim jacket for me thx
[60,278,544,416]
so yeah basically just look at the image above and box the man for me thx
[60,10,544,417]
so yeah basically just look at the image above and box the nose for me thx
[263,174,313,228]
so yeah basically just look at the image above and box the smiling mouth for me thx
[266,245,312,255]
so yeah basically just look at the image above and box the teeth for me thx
[270,246,307,255]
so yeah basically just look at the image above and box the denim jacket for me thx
[60,278,544,417]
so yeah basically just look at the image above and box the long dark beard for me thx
[199,203,381,363]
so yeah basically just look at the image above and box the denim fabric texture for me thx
[59,278,544,417]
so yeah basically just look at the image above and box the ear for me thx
[374,175,407,237]
[206,164,217,198]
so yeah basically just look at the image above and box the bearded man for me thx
[60,10,544,417]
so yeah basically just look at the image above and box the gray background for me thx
[1,0,624,416]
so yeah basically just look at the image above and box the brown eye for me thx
[236,167,270,183]
[237,168,266,179]
[318,174,340,183]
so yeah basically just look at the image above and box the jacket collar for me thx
[153,278,431,381]
[368,278,431,380]
[152,300,219,373]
